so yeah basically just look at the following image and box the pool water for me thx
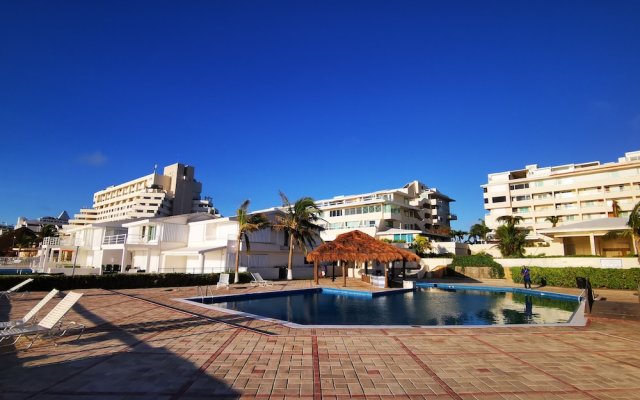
[190,286,580,326]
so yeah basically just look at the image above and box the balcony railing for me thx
[126,234,159,245]
[103,234,127,245]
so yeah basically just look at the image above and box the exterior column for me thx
[120,246,126,273]
[589,234,597,255]
[342,261,347,287]
[314,260,319,285]
[146,250,151,272]
[199,253,205,274]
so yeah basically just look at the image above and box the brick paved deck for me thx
[1,278,640,399]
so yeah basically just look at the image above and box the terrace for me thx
[1,278,640,399]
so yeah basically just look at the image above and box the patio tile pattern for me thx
[1,279,639,399]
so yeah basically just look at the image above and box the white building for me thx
[40,209,314,279]
[15,211,69,232]
[482,150,640,238]
[69,163,216,226]
[316,180,456,242]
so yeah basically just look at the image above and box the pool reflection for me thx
[213,288,578,326]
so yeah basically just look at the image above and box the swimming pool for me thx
[180,283,585,328]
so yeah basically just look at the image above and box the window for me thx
[492,196,507,203]
[509,183,529,190]
[329,210,342,217]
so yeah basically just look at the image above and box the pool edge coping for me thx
[173,285,587,329]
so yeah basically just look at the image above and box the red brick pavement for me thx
[0,280,639,399]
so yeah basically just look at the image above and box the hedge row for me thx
[448,254,505,279]
[510,267,640,290]
[0,272,253,292]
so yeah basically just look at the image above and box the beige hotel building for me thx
[69,163,215,226]
[316,180,456,242]
[482,150,640,238]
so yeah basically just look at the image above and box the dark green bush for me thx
[0,272,253,292]
[510,267,640,290]
[448,254,505,278]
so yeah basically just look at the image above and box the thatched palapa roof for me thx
[307,230,420,263]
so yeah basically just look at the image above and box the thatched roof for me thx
[307,230,420,263]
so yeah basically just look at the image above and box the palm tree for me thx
[233,200,270,283]
[273,192,324,280]
[628,201,640,258]
[496,215,524,228]
[37,224,59,243]
[545,216,560,228]
[469,219,491,243]
[495,217,528,257]
[449,229,467,243]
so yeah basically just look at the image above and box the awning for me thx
[538,217,629,237]
[162,245,226,256]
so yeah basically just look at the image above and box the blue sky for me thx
[1,1,638,231]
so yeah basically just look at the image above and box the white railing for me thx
[103,234,127,245]
[126,234,159,245]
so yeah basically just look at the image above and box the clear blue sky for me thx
[1,1,638,231]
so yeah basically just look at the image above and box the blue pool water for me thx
[188,285,581,326]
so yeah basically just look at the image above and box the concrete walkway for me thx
[1,278,640,399]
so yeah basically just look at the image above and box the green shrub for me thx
[448,253,505,278]
[510,267,640,290]
[0,272,253,292]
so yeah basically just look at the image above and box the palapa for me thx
[307,230,420,286]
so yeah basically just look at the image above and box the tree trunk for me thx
[234,233,241,283]
[287,236,294,280]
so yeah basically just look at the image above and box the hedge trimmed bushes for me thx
[510,267,640,290]
[0,272,253,292]
[448,254,505,279]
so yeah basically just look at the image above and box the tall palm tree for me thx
[273,191,324,280]
[545,216,560,227]
[628,201,640,259]
[233,200,270,283]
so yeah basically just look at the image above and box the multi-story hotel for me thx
[316,180,456,242]
[482,150,640,237]
[69,163,216,226]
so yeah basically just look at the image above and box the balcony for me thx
[448,214,458,221]
[126,234,159,245]
[103,234,127,245]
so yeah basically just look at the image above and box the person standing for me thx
[521,266,532,289]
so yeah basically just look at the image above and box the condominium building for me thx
[68,163,216,226]
[482,150,640,237]
[316,180,456,242]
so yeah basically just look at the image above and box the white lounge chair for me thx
[0,291,84,349]
[216,273,230,290]
[250,272,273,287]
[0,278,34,299]
[1,289,59,330]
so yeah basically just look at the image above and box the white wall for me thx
[497,257,640,269]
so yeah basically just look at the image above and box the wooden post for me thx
[402,259,406,281]
[384,262,389,288]
[342,261,347,287]
[314,260,319,285]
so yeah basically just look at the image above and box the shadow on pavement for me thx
[0,291,242,399]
